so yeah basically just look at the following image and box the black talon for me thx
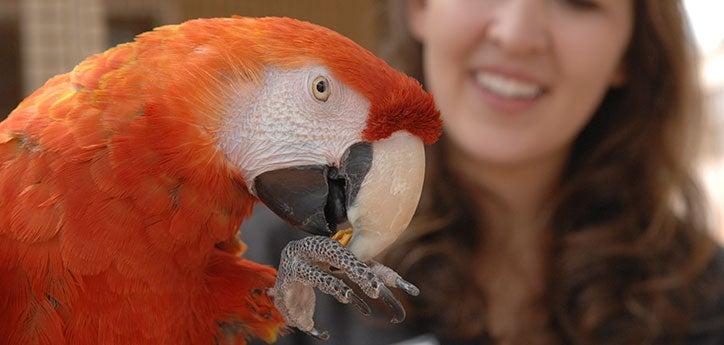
[348,291,371,316]
[396,277,420,296]
[378,285,406,323]
[306,328,330,341]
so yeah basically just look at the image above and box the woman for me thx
[248,0,724,344]
[382,0,724,344]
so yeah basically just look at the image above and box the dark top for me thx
[242,206,724,345]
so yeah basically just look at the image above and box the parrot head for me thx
[201,17,441,260]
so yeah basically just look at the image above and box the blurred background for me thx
[0,0,721,242]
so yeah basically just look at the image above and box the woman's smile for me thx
[470,67,548,113]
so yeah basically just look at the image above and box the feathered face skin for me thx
[0,16,439,344]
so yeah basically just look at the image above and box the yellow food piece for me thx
[331,228,353,246]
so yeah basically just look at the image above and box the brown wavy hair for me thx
[379,0,720,343]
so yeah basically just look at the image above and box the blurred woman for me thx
[248,0,724,344]
[382,0,724,344]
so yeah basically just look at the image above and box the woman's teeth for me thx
[475,72,543,99]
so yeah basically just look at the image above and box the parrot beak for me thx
[254,131,425,260]
[253,164,346,237]
[344,131,425,260]
[253,143,372,237]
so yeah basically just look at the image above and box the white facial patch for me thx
[217,65,370,192]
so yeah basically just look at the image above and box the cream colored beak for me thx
[345,131,425,261]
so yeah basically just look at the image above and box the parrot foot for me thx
[268,236,419,340]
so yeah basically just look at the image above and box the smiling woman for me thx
[408,0,633,168]
[249,0,724,344]
[378,0,724,344]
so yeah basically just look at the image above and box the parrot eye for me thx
[311,76,331,102]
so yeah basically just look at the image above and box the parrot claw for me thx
[379,285,406,323]
[306,327,330,341]
[349,290,372,316]
[369,260,420,297]
[395,277,420,297]
[271,236,417,339]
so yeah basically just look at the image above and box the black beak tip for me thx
[299,215,336,237]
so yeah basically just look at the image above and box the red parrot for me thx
[0,17,440,345]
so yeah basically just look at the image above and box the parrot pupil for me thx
[316,80,327,93]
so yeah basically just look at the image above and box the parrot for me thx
[0,16,441,345]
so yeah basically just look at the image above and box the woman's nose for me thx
[486,0,548,57]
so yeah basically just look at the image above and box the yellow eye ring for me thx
[311,76,331,102]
